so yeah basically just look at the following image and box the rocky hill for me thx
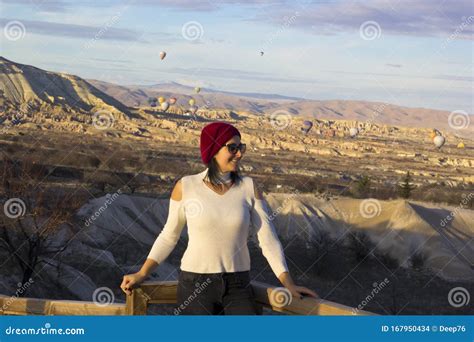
[0,56,131,120]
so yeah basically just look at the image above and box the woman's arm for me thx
[145,179,186,265]
[137,257,159,278]
[251,183,290,278]
[251,179,319,299]
[121,180,185,296]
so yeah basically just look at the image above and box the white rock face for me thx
[1,191,471,305]
[79,192,474,283]
[264,194,474,281]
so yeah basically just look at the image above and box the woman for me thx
[121,122,318,314]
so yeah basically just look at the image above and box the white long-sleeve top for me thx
[147,168,289,278]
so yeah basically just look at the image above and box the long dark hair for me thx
[205,157,242,186]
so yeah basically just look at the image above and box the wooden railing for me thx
[1,281,375,316]
[0,294,127,315]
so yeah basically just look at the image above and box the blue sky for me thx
[0,0,472,112]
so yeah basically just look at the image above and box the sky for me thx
[0,0,472,112]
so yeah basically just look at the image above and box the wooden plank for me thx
[251,281,375,316]
[134,280,375,315]
[0,295,126,316]
[140,280,177,304]
[1,280,376,316]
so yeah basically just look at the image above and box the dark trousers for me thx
[174,270,261,315]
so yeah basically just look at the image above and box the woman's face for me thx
[213,135,243,172]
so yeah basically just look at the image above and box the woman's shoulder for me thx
[239,174,253,185]
[178,169,208,188]
[171,170,206,200]
[239,174,261,199]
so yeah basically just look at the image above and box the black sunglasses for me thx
[225,143,246,154]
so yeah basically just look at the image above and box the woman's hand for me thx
[120,272,146,296]
[278,271,319,300]
[286,284,319,300]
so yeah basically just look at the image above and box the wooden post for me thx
[126,288,149,315]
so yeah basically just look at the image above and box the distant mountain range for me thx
[87,79,292,114]
[1,56,471,133]
[129,81,302,101]
[89,79,467,132]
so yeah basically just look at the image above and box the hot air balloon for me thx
[430,131,437,140]
[430,129,441,140]
[433,135,445,149]
[169,97,177,105]
[349,127,359,138]
[189,98,196,106]
[148,97,157,107]
[194,87,201,94]
[301,120,313,135]
[159,51,167,60]
[158,97,165,104]
[161,101,170,112]
[189,105,198,114]
[457,141,465,149]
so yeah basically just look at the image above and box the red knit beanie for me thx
[200,122,241,164]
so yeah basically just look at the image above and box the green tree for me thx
[355,175,371,198]
[398,171,416,199]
